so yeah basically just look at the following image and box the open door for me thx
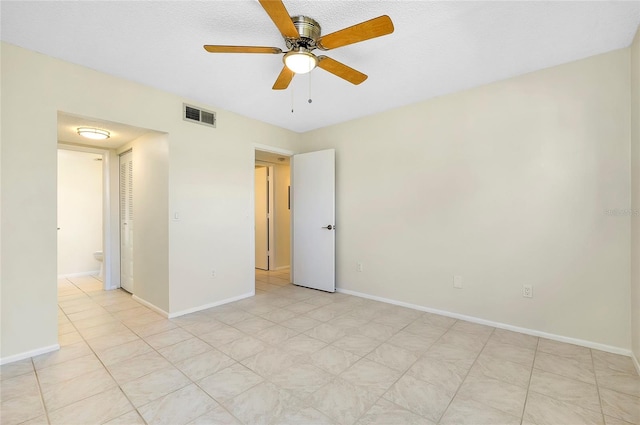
[292,149,335,292]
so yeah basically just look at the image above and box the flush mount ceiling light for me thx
[283,48,317,74]
[77,127,110,140]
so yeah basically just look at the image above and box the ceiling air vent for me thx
[183,103,216,128]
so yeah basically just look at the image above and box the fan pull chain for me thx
[308,73,312,104]
[291,86,294,113]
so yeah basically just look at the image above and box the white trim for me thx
[253,144,295,157]
[167,291,255,319]
[632,351,640,376]
[132,295,170,318]
[57,271,100,279]
[0,344,60,365]
[252,144,295,286]
[336,288,633,357]
[267,165,275,270]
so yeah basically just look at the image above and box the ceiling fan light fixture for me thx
[77,127,110,140]
[284,49,317,74]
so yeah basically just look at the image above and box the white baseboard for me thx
[132,295,170,318]
[58,271,100,279]
[132,292,256,319]
[167,291,255,319]
[336,288,632,357]
[0,344,60,366]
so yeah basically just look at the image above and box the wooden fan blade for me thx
[273,66,294,90]
[258,0,299,39]
[317,56,367,85]
[316,15,394,50]
[204,45,282,54]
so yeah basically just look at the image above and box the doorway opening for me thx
[56,112,158,297]
[57,148,106,294]
[254,147,293,292]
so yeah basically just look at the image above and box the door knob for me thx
[322,225,335,230]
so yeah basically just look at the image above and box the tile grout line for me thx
[191,379,248,424]
[67,275,270,424]
[42,272,628,425]
[520,336,540,425]
[62,277,218,423]
[269,318,363,422]
[37,276,80,424]
[528,348,610,419]
[31,356,52,425]
[105,295,227,424]
[349,313,458,425]
[590,348,607,425]
[434,326,497,424]
[59,279,149,424]
[187,272,309,424]
[114,275,270,423]
[252,287,380,424]
[122,273,297,424]
[166,306,263,424]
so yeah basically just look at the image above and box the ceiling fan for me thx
[203,0,394,90]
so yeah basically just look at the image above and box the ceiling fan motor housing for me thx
[286,16,321,50]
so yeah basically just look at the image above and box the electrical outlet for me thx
[211,270,216,278]
[523,284,533,298]
[453,275,463,289]
[356,262,363,272]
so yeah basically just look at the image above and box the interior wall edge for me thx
[132,295,169,318]
[628,23,640,376]
[336,287,633,357]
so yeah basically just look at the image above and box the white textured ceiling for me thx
[2,1,639,133]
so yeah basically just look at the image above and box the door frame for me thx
[252,144,294,280]
[255,162,275,270]
[57,143,120,290]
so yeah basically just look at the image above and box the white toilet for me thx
[93,251,104,280]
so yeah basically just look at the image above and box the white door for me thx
[255,166,269,270]
[120,150,134,293]
[292,149,335,292]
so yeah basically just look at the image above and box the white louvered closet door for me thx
[120,150,134,293]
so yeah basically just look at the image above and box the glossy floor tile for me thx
[1,270,638,425]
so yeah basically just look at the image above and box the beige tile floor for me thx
[1,269,639,425]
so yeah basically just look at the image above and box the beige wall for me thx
[117,133,170,311]
[631,27,640,365]
[301,49,632,349]
[1,39,636,361]
[57,150,103,276]
[0,42,299,360]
